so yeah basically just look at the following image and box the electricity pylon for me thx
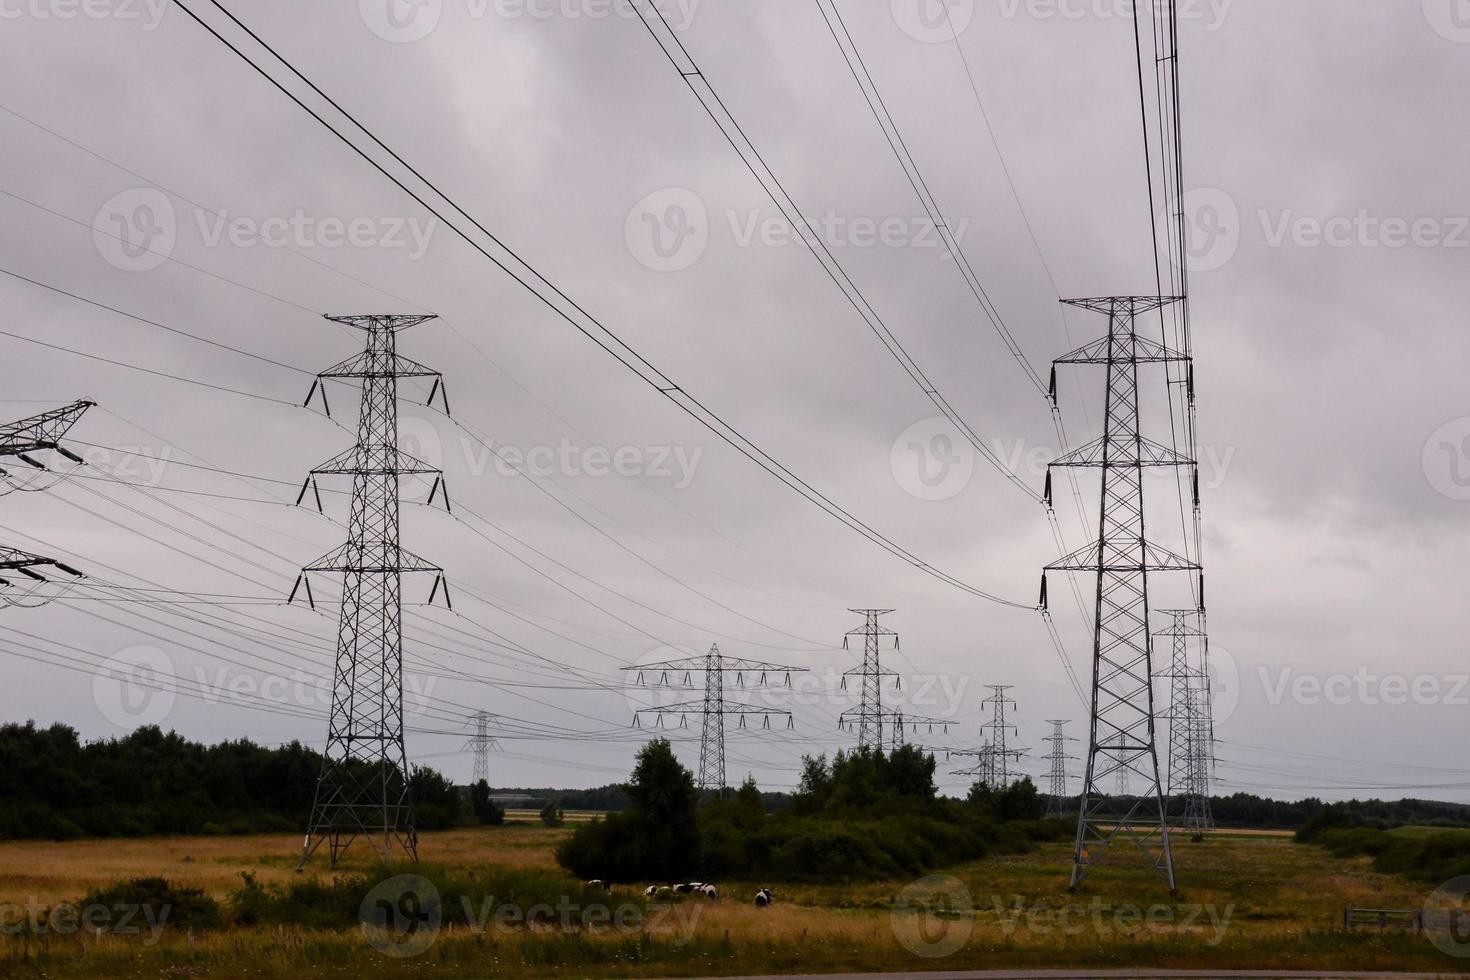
[1157,609,1213,834]
[952,738,995,786]
[953,686,1025,788]
[1044,720,1078,819]
[290,314,452,869]
[0,401,92,607]
[839,609,898,750]
[874,707,954,757]
[464,710,498,785]
[981,686,1021,787]
[627,644,806,794]
[1042,295,1199,895]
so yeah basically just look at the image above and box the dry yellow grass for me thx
[0,826,1459,977]
[0,826,560,906]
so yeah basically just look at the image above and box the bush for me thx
[1299,824,1470,883]
[229,866,618,929]
[559,744,1049,884]
[79,877,221,930]
[472,780,505,826]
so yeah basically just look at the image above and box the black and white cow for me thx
[585,880,611,893]
[754,888,773,907]
[699,884,718,900]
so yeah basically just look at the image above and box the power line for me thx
[631,0,1043,503]
[168,0,1032,609]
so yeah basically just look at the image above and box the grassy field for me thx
[0,823,1464,978]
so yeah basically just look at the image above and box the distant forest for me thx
[3,721,1470,841]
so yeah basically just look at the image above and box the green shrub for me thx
[79,877,221,930]
[228,866,620,929]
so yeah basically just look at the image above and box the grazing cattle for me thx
[643,885,658,898]
[585,880,611,893]
[673,883,698,895]
[699,884,718,900]
[754,888,773,908]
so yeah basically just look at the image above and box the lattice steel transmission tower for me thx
[1042,295,1199,895]
[839,609,898,750]
[627,645,806,794]
[290,314,452,869]
[952,739,995,786]
[979,686,1022,788]
[0,401,92,608]
[953,687,1025,789]
[464,710,498,785]
[1157,609,1213,835]
[1043,720,1078,819]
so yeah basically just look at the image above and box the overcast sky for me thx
[0,0,1467,802]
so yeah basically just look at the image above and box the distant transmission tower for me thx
[291,315,452,869]
[836,611,951,752]
[0,401,93,608]
[981,686,1022,788]
[839,609,898,750]
[952,739,995,787]
[1042,295,1199,895]
[953,687,1025,790]
[627,645,806,794]
[464,710,498,785]
[1157,609,1213,834]
[1044,720,1078,819]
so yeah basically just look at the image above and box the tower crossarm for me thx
[0,400,94,462]
[844,709,951,731]
[1046,540,1201,574]
[623,656,809,688]
[1049,435,1195,469]
[309,445,442,478]
[0,547,83,584]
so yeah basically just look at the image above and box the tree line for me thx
[3,721,1468,841]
